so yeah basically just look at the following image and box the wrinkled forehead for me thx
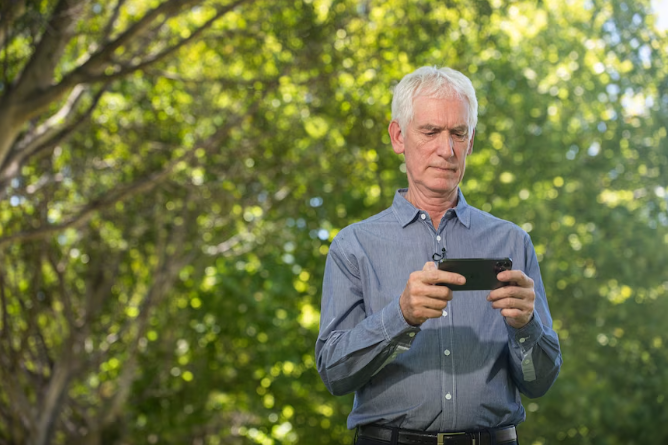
[411,93,471,123]
[412,80,459,100]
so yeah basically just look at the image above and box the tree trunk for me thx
[32,357,74,445]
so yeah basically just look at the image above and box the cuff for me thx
[380,295,421,344]
[506,310,544,353]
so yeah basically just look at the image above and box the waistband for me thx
[357,424,517,445]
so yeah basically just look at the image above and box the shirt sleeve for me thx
[315,235,420,396]
[504,234,563,398]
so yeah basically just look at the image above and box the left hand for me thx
[487,270,535,329]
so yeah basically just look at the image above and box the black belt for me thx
[357,424,517,445]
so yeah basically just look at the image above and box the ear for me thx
[388,120,405,155]
[466,128,476,156]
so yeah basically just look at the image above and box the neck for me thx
[405,187,458,227]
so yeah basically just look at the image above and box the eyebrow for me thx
[417,124,468,132]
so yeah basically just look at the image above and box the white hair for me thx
[391,66,478,133]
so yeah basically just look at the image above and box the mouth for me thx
[431,166,457,172]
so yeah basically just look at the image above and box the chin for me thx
[426,184,458,197]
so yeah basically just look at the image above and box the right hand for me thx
[399,261,465,326]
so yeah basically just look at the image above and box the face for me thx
[389,94,475,202]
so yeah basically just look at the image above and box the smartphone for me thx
[436,258,512,291]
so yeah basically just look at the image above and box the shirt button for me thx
[445,393,452,400]
[444,350,451,356]
[420,214,426,220]
[408,332,416,338]
[442,310,448,317]
[436,235,441,241]
[524,359,531,365]
[519,338,527,343]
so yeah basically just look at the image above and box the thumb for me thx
[423,261,437,271]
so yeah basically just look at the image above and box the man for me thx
[316,66,562,445]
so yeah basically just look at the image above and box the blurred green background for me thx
[1,0,667,444]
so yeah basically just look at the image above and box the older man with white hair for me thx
[316,66,562,445]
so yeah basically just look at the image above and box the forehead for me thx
[411,94,470,126]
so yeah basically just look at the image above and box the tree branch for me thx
[83,251,121,328]
[101,0,127,44]
[0,84,108,195]
[0,103,252,248]
[0,267,6,338]
[0,0,86,168]
[84,0,253,84]
[33,353,75,445]
[15,84,88,154]
[100,198,193,427]
[46,249,75,331]
[0,158,178,248]
[0,368,36,436]
[81,0,198,73]
[24,0,254,106]
[145,69,274,86]
[0,0,26,50]
[6,0,193,134]
[0,323,36,438]
[12,0,87,98]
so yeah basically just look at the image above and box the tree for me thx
[0,1,268,443]
[1,0,667,444]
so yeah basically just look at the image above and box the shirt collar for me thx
[391,188,472,229]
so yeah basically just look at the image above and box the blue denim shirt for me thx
[316,188,562,432]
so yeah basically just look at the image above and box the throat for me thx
[404,188,457,228]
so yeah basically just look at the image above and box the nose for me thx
[435,132,455,158]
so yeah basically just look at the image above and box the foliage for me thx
[0,0,667,444]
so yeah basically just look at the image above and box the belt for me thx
[357,424,517,445]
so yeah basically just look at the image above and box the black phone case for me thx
[436,258,512,291]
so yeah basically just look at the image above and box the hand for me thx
[487,270,535,329]
[399,261,465,326]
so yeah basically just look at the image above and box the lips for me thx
[431,165,457,172]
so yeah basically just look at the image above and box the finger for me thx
[423,261,437,271]
[489,295,532,312]
[497,270,534,288]
[419,295,450,311]
[490,296,517,310]
[421,261,466,286]
[403,297,449,324]
[499,308,528,319]
[413,302,449,320]
[422,270,466,286]
[414,282,455,301]
[487,284,534,302]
